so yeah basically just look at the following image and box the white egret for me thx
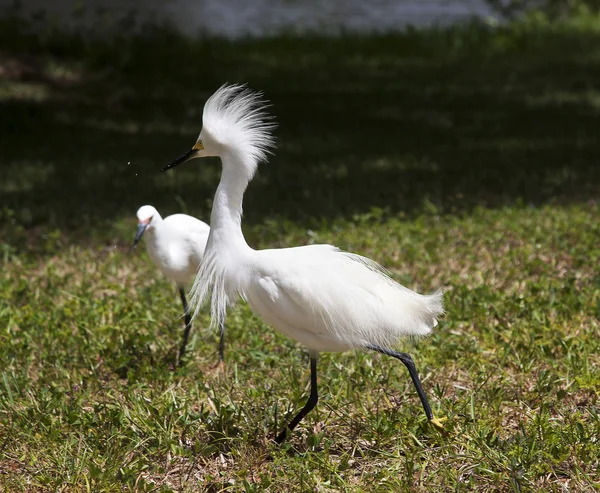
[161,84,445,442]
[133,205,224,364]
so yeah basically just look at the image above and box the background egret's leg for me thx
[275,356,318,443]
[366,344,434,420]
[218,319,225,363]
[178,287,193,364]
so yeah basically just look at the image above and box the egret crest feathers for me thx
[201,84,276,176]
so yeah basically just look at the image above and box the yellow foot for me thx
[429,416,448,431]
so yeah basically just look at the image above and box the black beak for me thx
[161,148,198,172]
[133,223,148,249]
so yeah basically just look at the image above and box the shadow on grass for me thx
[1,17,599,240]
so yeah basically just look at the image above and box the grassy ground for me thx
[1,12,600,492]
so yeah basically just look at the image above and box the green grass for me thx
[1,12,600,492]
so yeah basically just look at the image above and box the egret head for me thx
[133,205,159,248]
[161,84,276,177]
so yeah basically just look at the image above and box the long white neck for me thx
[208,149,252,253]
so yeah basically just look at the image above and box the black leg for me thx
[366,344,434,420]
[178,287,193,364]
[275,356,318,444]
[218,319,225,363]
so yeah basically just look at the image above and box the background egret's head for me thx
[133,205,159,248]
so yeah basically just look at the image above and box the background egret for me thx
[161,84,445,442]
[133,205,223,364]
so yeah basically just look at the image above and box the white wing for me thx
[244,244,443,352]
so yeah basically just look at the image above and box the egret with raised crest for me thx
[161,84,445,442]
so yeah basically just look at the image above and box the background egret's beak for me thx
[161,148,198,172]
[133,223,148,249]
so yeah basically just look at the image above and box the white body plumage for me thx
[197,242,442,353]
[135,205,210,288]
[245,246,442,352]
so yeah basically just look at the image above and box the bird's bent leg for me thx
[367,344,443,428]
[275,356,318,444]
[178,287,193,364]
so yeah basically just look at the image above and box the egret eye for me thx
[193,140,204,150]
